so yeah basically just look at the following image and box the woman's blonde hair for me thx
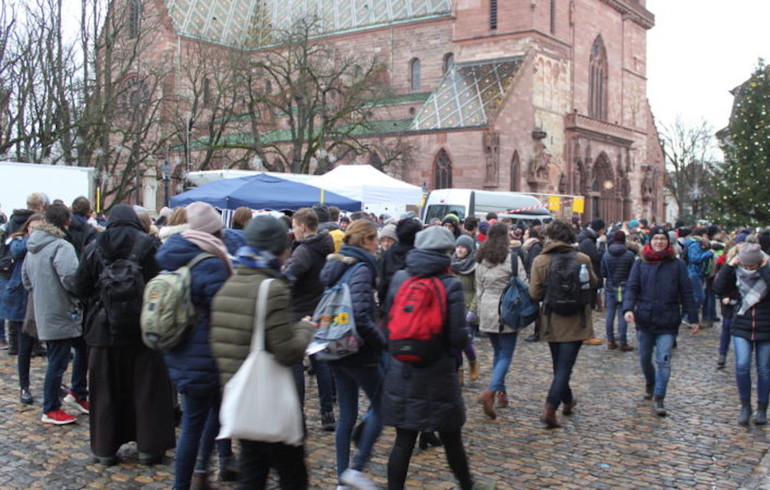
[231,207,252,230]
[344,219,378,248]
[167,207,187,226]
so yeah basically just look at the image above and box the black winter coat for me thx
[713,264,770,342]
[320,245,386,367]
[285,231,335,320]
[74,204,158,347]
[382,249,468,432]
[622,255,697,334]
[377,242,413,306]
[68,214,98,257]
[524,240,543,278]
[6,209,34,236]
[578,228,603,279]
[602,244,636,290]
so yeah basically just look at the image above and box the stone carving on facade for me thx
[558,172,567,194]
[483,131,500,185]
[641,167,654,202]
[528,141,551,181]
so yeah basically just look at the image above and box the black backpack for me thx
[98,240,147,340]
[543,251,592,317]
[0,229,12,278]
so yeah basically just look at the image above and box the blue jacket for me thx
[320,245,386,367]
[156,233,229,395]
[0,237,29,321]
[685,237,713,278]
[601,244,636,291]
[622,255,697,334]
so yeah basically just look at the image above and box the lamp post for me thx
[161,160,172,207]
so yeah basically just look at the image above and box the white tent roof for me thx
[313,165,423,205]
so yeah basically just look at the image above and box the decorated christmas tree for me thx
[714,60,770,225]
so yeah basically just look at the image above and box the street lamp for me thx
[161,160,172,207]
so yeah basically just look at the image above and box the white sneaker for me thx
[63,393,90,414]
[340,469,376,490]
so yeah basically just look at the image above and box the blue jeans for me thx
[545,341,582,408]
[688,275,705,323]
[637,331,675,398]
[43,337,87,413]
[487,333,518,393]
[332,364,383,478]
[733,336,770,404]
[175,392,231,489]
[605,288,628,344]
[719,315,732,357]
[703,280,717,321]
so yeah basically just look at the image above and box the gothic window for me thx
[490,0,498,30]
[125,76,149,111]
[435,150,453,189]
[202,78,211,107]
[410,58,421,92]
[128,0,142,39]
[550,0,556,34]
[589,35,608,120]
[443,53,455,75]
[510,151,521,191]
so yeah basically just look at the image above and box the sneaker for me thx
[653,397,667,417]
[63,393,89,414]
[321,410,336,432]
[41,409,76,425]
[340,469,376,490]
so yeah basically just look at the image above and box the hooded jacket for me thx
[22,222,81,341]
[155,233,229,395]
[68,213,98,257]
[6,209,35,236]
[73,204,158,347]
[1,235,30,320]
[285,231,335,319]
[622,252,697,334]
[382,248,468,431]
[601,243,636,291]
[320,245,386,367]
[529,241,598,342]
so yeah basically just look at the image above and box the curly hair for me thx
[545,219,577,244]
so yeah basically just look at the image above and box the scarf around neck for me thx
[641,244,675,263]
[736,266,768,316]
[451,250,477,275]
[181,229,233,276]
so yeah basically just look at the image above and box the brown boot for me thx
[618,343,634,352]
[562,398,577,416]
[607,340,618,350]
[495,391,509,408]
[477,390,497,420]
[541,404,561,428]
[458,369,464,387]
[469,360,480,381]
[191,471,210,490]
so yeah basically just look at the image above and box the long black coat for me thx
[714,264,770,342]
[382,249,469,432]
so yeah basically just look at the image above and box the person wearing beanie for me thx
[376,218,422,307]
[451,234,481,384]
[383,226,475,490]
[320,219,386,489]
[155,201,236,488]
[379,223,398,254]
[442,214,462,239]
[623,226,699,417]
[314,202,345,253]
[284,207,337,432]
[714,241,770,425]
[601,229,636,351]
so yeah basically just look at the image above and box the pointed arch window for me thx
[128,0,142,39]
[410,58,421,92]
[550,0,556,34]
[435,150,453,189]
[589,35,608,120]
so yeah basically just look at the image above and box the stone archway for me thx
[591,152,616,221]
[434,149,453,189]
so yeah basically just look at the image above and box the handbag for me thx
[217,279,304,445]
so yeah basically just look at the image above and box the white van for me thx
[421,188,552,226]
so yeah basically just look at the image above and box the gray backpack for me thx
[140,253,214,350]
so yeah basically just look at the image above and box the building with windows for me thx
[138,0,665,221]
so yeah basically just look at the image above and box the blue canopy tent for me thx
[170,173,361,211]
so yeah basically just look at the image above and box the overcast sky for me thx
[646,0,770,133]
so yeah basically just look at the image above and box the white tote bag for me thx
[218,279,304,445]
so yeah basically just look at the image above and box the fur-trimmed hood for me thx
[159,223,189,242]
[27,222,67,254]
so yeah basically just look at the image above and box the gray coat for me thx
[22,223,81,341]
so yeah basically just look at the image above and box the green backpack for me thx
[140,253,214,350]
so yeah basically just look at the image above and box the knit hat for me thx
[739,243,763,267]
[735,231,749,244]
[629,219,639,228]
[456,234,475,252]
[442,214,460,225]
[396,218,422,246]
[380,223,398,242]
[186,202,223,234]
[649,226,669,246]
[611,230,626,244]
[478,221,490,235]
[312,203,331,223]
[415,226,456,253]
[244,215,288,255]
[590,218,606,232]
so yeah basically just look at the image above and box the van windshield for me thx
[424,205,466,223]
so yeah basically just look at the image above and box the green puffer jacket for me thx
[210,265,314,387]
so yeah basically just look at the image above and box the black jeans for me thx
[15,322,32,389]
[238,440,308,490]
[387,428,473,490]
[546,341,582,408]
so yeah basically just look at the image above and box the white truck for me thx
[421,188,553,226]
[0,161,95,215]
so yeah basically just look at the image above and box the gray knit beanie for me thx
[415,226,456,253]
[740,243,763,267]
[244,215,288,255]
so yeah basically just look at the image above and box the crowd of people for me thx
[1,192,769,489]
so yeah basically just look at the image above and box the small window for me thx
[410,58,421,92]
[435,149,453,189]
[490,0,498,30]
[202,78,211,107]
[128,0,142,39]
[550,0,556,34]
[443,53,455,74]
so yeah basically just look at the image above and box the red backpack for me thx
[387,276,447,364]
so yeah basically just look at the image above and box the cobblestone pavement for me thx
[2,315,770,489]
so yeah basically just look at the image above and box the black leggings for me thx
[387,428,473,490]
